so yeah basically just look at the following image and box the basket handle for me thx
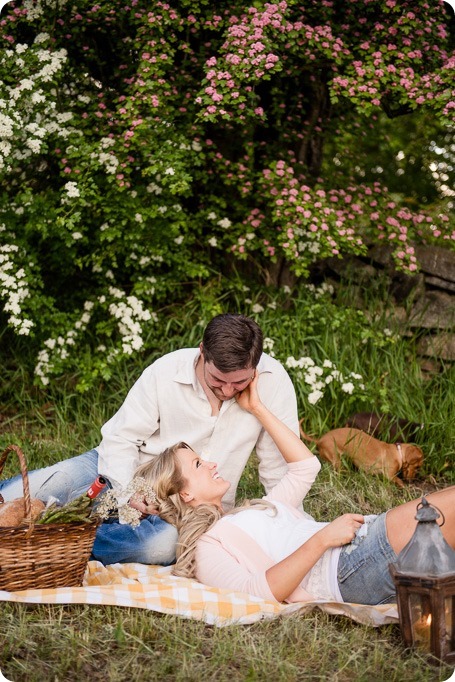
[0,444,34,536]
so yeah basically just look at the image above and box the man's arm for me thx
[97,363,160,489]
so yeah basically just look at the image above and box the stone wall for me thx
[315,244,455,372]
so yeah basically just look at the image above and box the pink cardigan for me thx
[195,457,321,602]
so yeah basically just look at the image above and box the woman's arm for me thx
[266,513,365,602]
[196,513,365,602]
[236,372,314,464]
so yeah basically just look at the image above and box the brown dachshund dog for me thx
[299,424,424,487]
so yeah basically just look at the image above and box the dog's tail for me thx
[299,418,318,444]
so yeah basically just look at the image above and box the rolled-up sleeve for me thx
[264,458,321,508]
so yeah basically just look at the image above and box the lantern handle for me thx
[435,504,445,527]
[416,498,445,527]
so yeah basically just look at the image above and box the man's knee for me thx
[143,522,178,565]
[91,515,178,566]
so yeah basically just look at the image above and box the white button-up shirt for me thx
[97,348,299,509]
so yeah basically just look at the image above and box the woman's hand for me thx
[266,513,365,602]
[319,513,365,548]
[235,371,261,414]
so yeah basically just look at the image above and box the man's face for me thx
[203,359,255,401]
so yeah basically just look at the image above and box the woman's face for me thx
[175,447,230,507]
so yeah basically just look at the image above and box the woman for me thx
[136,373,455,605]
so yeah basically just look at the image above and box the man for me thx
[0,313,299,565]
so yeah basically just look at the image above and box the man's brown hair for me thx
[201,313,263,372]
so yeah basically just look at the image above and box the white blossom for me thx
[308,390,324,405]
[34,32,51,43]
[146,182,162,194]
[63,181,80,198]
[341,382,355,394]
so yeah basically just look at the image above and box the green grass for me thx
[1,600,453,682]
[1,283,454,681]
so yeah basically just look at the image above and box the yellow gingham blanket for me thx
[0,561,399,627]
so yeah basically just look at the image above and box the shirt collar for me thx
[173,349,201,393]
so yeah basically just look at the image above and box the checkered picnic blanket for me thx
[0,561,399,627]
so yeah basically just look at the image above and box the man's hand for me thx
[129,495,159,517]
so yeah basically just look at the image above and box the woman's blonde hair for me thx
[135,443,275,579]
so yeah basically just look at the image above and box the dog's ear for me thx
[402,446,424,479]
[408,445,424,463]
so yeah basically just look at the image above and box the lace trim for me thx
[306,550,336,601]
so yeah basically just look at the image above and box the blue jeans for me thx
[337,512,397,605]
[92,514,177,566]
[0,449,100,503]
[0,448,177,566]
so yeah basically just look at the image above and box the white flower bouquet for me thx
[95,477,157,527]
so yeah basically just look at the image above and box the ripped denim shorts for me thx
[337,512,398,605]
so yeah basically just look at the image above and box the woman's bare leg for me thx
[385,486,455,555]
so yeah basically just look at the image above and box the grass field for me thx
[1,285,454,681]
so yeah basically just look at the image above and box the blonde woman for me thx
[136,374,455,605]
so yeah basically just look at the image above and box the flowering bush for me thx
[0,0,453,388]
[284,355,366,407]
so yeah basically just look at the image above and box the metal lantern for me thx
[389,497,455,664]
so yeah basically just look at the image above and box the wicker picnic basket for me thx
[0,444,100,592]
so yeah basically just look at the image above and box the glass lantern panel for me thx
[409,593,432,652]
[445,596,454,653]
